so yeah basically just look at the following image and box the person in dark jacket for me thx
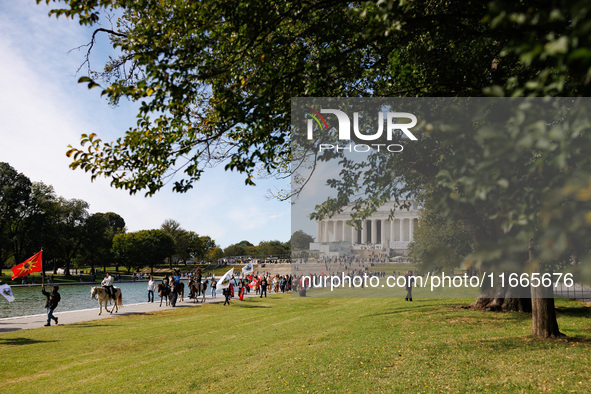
[260,277,268,298]
[404,270,414,302]
[42,285,61,326]
[223,287,231,305]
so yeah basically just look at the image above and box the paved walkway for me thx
[0,292,262,333]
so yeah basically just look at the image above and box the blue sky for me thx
[0,1,292,248]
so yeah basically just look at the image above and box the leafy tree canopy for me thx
[37,0,591,195]
[408,200,473,274]
[290,230,314,250]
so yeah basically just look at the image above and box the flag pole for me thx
[41,248,45,287]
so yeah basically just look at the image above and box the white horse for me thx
[90,286,123,315]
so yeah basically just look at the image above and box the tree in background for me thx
[160,219,216,264]
[257,240,290,258]
[0,164,95,277]
[181,231,203,263]
[196,236,217,262]
[112,230,174,273]
[290,230,315,251]
[0,162,32,273]
[223,243,247,258]
[408,201,473,275]
[205,247,224,263]
[79,212,125,274]
[237,240,258,257]
[54,198,89,276]
[160,219,185,269]
[21,182,62,274]
[111,232,134,272]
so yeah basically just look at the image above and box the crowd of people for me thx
[220,273,294,305]
[37,258,415,329]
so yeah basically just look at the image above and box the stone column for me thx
[333,220,338,242]
[409,218,414,242]
[329,221,335,242]
[333,221,338,242]
[381,219,388,246]
[361,220,367,244]
[351,226,357,244]
[370,219,377,244]
[400,219,405,242]
[390,219,396,242]
[317,221,322,242]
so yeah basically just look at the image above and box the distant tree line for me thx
[222,231,314,259]
[0,162,222,276]
[222,240,290,259]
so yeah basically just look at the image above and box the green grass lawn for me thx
[0,295,589,392]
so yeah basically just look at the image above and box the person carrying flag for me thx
[41,285,61,326]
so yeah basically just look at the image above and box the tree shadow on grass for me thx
[362,304,445,317]
[0,337,57,346]
[474,332,591,350]
[230,303,271,309]
[555,306,591,318]
[557,335,591,344]
[67,324,116,328]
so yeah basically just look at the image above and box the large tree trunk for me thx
[528,239,561,338]
[472,295,532,312]
[64,259,71,276]
[471,273,532,312]
[531,283,562,338]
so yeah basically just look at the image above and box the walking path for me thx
[0,291,261,333]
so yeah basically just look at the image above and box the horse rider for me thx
[172,269,182,287]
[101,273,115,299]
[193,267,203,296]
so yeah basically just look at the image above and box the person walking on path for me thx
[223,287,231,306]
[169,280,178,307]
[404,270,414,302]
[239,281,245,301]
[260,276,268,298]
[147,276,155,303]
[41,285,61,326]
[211,279,217,298]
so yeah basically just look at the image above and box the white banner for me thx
[0,284,15,302]
[217,268,234,289]
[242,262,254,276]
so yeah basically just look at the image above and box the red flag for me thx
[11,251,43,280]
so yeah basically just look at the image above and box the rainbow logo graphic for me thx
[305,107,329,132]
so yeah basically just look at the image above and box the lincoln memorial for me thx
[312,200,420,254]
